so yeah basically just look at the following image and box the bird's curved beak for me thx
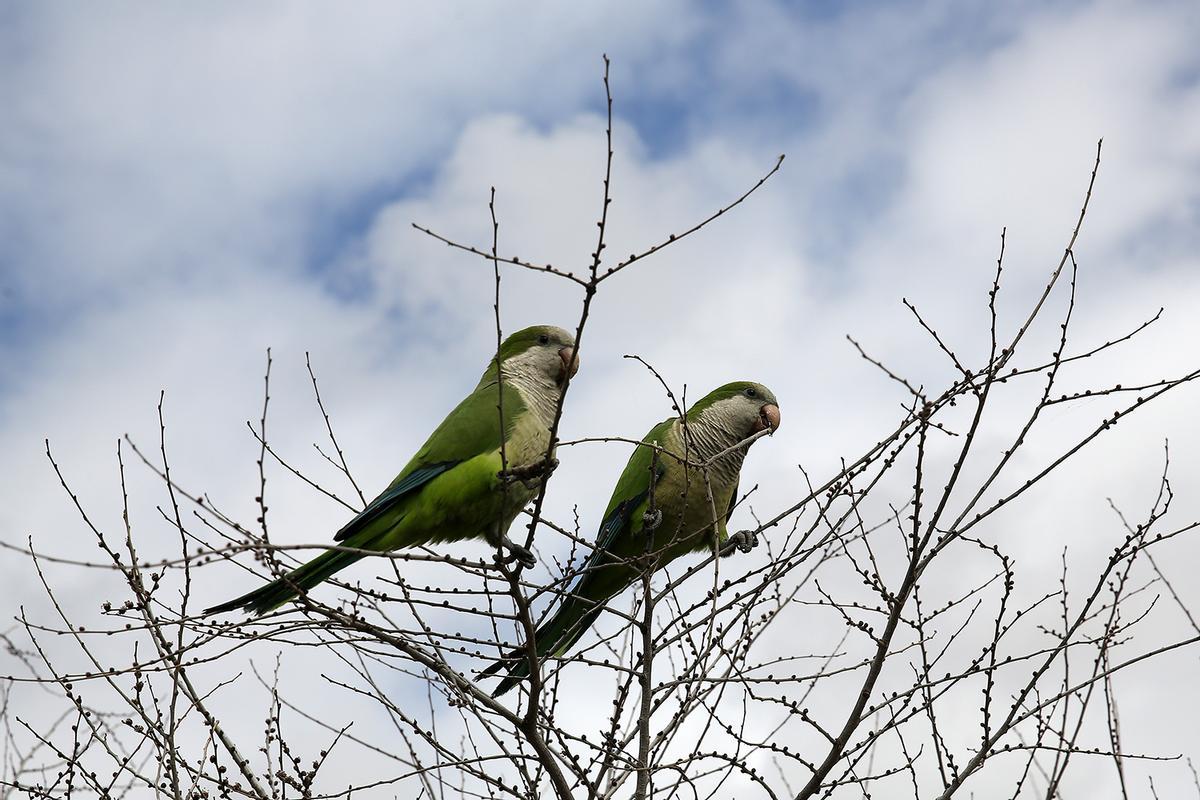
[558,346,579,384]
[755,403,781,433]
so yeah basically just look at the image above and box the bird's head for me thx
[686,381,781,440]
[494,325,578,387]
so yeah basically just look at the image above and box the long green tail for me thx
[204,549,363,615]
[486,593,607,697]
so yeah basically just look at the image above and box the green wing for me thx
[334,379,526,542]
[584,417,674,568]
[404,378,527,467]
[723,480,739,534]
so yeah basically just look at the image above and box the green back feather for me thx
[332,379,527,543]
[395,379,527,478]
[593,418,675,554]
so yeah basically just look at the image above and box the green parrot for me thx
[487,381,780,696]
[206,325,579,615]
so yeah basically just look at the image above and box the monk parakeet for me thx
[487,381,780,696]
[206,325,579,615]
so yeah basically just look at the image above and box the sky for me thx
[2,1,1200,797]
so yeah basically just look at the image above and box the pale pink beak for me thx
[756,403,781,433]
[558,346,579,381]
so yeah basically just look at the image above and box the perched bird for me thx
[206,325,579,615]
[487,381,780,696]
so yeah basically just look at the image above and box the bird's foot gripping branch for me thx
[497,456,559,489]
[719,528,759,557]
[498,533,538,568]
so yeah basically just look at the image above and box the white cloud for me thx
[0,2,696,309]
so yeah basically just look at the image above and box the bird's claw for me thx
[642,508,663,531]
[499,535,537,569]
[498,457,560,489]
[720,529,759,558]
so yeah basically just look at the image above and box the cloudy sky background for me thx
[3,1,1200,796]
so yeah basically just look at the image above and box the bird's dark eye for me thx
[745,387,758,398]
[537,334,550,345]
